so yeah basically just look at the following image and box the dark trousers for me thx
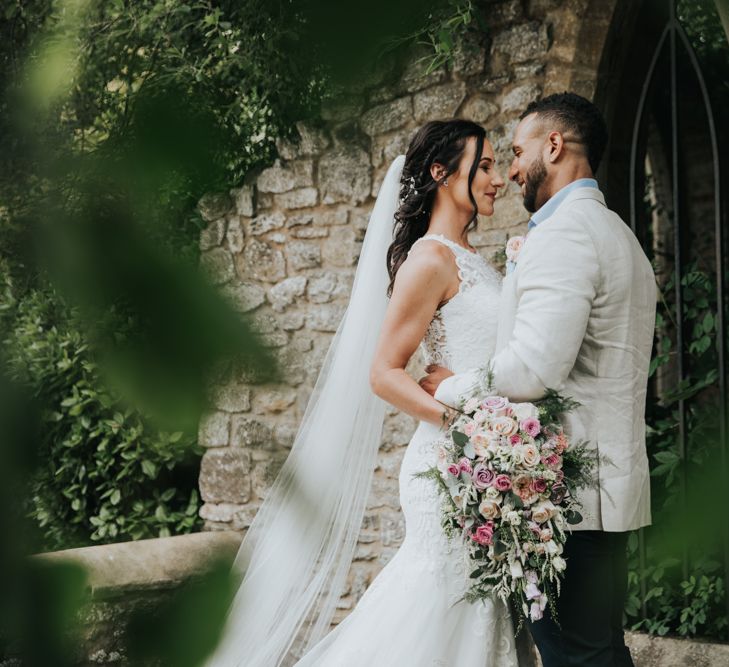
[526,530,634,667]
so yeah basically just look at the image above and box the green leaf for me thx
[452,430,469,447]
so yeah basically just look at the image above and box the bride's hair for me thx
[386,119,486,295]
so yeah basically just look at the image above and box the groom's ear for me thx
[546,130,566,163]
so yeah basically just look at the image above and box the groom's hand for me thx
[419,364,454,396]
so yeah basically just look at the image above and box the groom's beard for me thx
[523,155,548,213]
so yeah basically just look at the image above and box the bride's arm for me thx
[369,244,458,428]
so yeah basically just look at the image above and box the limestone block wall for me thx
[196,0,613,619]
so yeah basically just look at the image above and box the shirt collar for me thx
[528,178,599,230]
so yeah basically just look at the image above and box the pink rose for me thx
[463,421,477,436]
[505,235,525,262]
[509,434,523,446]
[542,454,562,470]
[459,457,473,475]
[473,463,495,490]
[531,478,548,494]
[481,396,509,417]
[493,474,512,491]
[447,464,460,477]
[525,581,542,601]
[471,521,495,545]
[530,598,547,622]
[539,528,553,542]
[520,417,541,438]
[513,474,539,505]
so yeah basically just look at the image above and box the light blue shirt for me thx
[528,178,599,230]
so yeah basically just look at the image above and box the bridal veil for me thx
[204,155,406,666]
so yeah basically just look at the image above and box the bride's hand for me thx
[418,364,454,396]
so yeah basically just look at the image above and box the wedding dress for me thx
[203,157,521,667]
[293,234,519,667]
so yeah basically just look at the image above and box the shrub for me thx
[2,276,202,551]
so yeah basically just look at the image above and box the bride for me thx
[204,119,518,667]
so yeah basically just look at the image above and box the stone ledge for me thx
[32,531,243,598]
[31,534,729,667]
[527,631,729,667]
[625,630,729,667]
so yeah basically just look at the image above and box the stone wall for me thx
[196,0,618,620]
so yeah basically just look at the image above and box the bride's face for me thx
[442,137,505,217]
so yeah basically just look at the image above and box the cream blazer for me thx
[435,188,656,532]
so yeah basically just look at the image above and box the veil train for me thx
[204,155,406,667]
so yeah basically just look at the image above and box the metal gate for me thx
[599,0,729,637]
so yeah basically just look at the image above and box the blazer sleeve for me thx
[435,214,600,406]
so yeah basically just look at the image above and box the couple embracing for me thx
[205,92,656,667]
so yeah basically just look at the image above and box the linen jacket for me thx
[435,187,656,532]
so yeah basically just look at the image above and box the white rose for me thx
[473,409,489,424]
[546,540,562,556]
[485,486,501,501]
[539,528,553,542]
[479,499,501,520]
[535,543,546,555]
[437,447,449,474]
[531,500,556,524]
[510,445,526,466]
[522,444,540,468]
[553,556,567,572]
[506,511,521,526]
[492,416,518,436]
[512,402,539,422]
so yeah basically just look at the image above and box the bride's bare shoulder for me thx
[392,239,459,294]
[403,238,456,272]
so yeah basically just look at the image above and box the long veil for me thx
[204,155,407,667]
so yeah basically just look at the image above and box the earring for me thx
[443,179,449,187]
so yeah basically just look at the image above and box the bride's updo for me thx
[386,119,486,296]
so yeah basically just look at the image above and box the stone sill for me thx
[32,531,243,599]
[33,532,729,667]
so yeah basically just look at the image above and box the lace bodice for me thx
[410,234,502,373]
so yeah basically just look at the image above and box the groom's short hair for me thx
[520,92,608,173]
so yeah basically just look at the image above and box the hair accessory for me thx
[399,175,418,204]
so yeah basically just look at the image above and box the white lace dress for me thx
[294,234,518,667]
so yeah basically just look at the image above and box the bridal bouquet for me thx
[419,370,596,626]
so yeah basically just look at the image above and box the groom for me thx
[421,92,656,667]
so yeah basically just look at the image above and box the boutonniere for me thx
[505,235,525,275]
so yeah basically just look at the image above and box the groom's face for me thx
[509,114,550,214]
